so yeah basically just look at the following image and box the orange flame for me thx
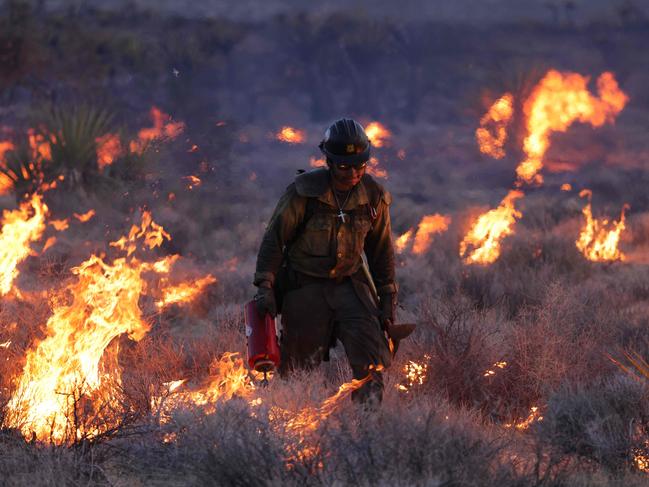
[276,126,306,144]
[397,357,429,393]
[0,140,16,195]
[412,214,451,255]
[95,133,123,170]
[5,211,216,442]
[156,274,217,309]
[73,209,96,223]
[576,189,628,262]
[365,156,388,179]
[365,122,391,148]
[129,107,185,154]
[560,183,572,191]
[476,93,514,159]
[49,219,69,231]
[504,406,543,430]
[395,229,414,254]
[0,193,49,295]
[183,175,202,190]
[483,361,508,377]
[460,190,524,265]
[517,71,628,185]
[309,156,326,168]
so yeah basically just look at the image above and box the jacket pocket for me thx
[297,216,333,256]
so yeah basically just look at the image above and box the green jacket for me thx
[254,168,397,296]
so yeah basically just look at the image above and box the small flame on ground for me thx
[0,141,16,194]
[634,441,649,473]
[129,107,185,154]
[0,340,11,348]
[365,122,391,148]
[49,219,70,231]
[516,71,628,185]
[460,190,524,265]
[576,189,628,262]
[560,183,572,191]
[504,406,543,430]
[183,175,202,190]
[397,357,429,393]
[95,133,123,170]
[73,209,96,223]
[483,361,508,377]
[476,93,514,159]
[275,126,306,144]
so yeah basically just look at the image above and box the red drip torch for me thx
[244,300,280,385]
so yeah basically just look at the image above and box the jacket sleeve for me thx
[364,191,397,296]
[254,184,306,286]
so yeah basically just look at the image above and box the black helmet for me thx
[318,118,371,165]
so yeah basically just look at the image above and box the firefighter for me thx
[253,118,397,404]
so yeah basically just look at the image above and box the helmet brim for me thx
[319,143,371,164]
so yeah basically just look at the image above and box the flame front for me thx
[460,190,524,265]
[0,193,48,295]
[576,189,628,262]
[276,126,306,144]
[476,93,514,159]
[517,71,628,185]
[5,211,215,442]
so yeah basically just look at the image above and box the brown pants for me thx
[279,277,391,403]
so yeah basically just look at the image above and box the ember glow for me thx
[364,121,391,148]
[129,107,185,154]
[183,175,202,190]
[505,406,543,430]
[576,189,628,262]
[0,193,48,295]
[483,361,508,377]
[95,133,123,170]
[275,126,306,144]
[397,358,429,393]
[476,93,514,159]
[516,71,628,185]
[460,190,524,265]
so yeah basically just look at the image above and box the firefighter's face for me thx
[330,160,367,190]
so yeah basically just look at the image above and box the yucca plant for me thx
[0,136,46,199]
[43,104,115,187]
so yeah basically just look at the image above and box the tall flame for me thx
[576,189,628,262]
[517,71,628,185]
[5,211,215,442]
[0,193,49,295]
[460,190,524,265]
[476,93,514,159]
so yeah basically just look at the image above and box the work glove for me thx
[379,292,397,330]
[254,281,277,317]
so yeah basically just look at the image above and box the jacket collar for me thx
[294,167,369,208]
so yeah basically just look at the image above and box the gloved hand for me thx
[379,292,397,330]
[254,281,277,317]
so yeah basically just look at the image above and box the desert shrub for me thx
[535,375,649,472]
